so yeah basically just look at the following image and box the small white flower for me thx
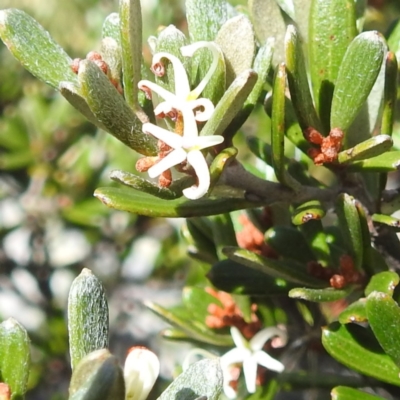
[143,109,224,199]
[220,327,287,398]
[124,346,160,400]
[138,41,222,121]
[138,41,225,199]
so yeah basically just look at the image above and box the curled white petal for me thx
[182,348,217,371]
[142,123,183,148]
[124,347,160,400]
[138,80,177,104]
[181,41,222,100]
[223,382,238,400]
[152,52,191,98]
[153,101,174,118]
[222,365,241,400]
[189,98,215,121]
[182,150,211,199]
[148,148,187,178]
[254,350,285,373]
[250,327,287,352]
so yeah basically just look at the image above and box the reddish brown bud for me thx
[136,157,157,172]
[93,59,108,75]
[86,51,103,61]
[158,170,172,187]
[71,58,81,74]
[151,61,165,77]
[304,127,323,145]
[330,274,346,289]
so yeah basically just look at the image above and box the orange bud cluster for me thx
[304,127,344,165]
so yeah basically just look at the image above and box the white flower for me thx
[124,346,160,400]
[138,41,225,199]
[143,110,224,199]
[220,327,287,398]
[138,41,222,121]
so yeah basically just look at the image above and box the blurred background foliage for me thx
[1,0,400,399]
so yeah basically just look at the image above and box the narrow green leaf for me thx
[69,349,125,400]
[330,31,386,139]
[207,259,291,295]
[372,213,400,231]
[387,18,400,57]
[110,169,181,200]
[101,13,122,89]
[292,0,312,42]
[209,147,238,193]
[289,287,351,302]
[299,219,332,267]
[248,0,288,65]
[223,38,274,140]
[344,150,400,172]
[119,0,143,111]
[265,226,315,263]
[365,271,399,296]
[158,359,223,400]
[338,135,393,164]
[0,9,77,88]
[102,13,120,42]
[382,51,398,136]
[338,299,367,324]
[223,246,327,288]
[0,318,30,400]
[161,328,192,341]
[335,194,363,270]
[331,386,386,400]
[264,95,312,156]
[182,287,223,324]
[363,247,389,274]
[101,37,122,87]
[247,137,274,167]
[309,0,357,133]
[247,38,274,107]
[68,268,109,370]
[94,186,262,218]
[275,0,295,19]
[209,214,237,260]
[145,302,233,346]
[366,291,400,367]
[292,200,326,225]
[59,82,107,131]
[184,219,218,264]
[77,60,157,156]
[216,15,255,87]
[185,0,227,42]
[354,201,374,275]
[200,69,257,139]
[285,24,321,131]
[322,322,400,386]
[271,63,300,189]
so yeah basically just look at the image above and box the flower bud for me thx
[124,346,160,400]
